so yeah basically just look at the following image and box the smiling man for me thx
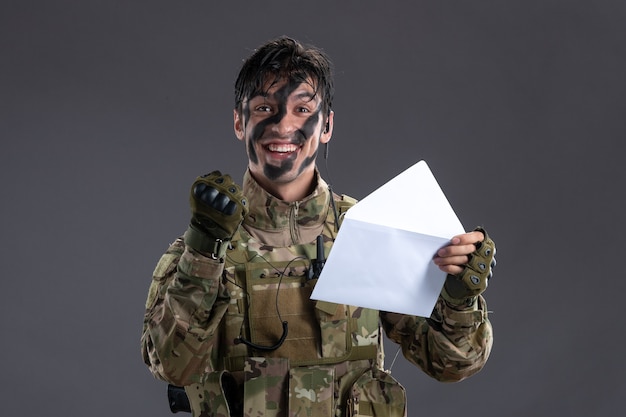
[141,37,497,417]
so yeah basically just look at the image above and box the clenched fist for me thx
[185,171,248,257]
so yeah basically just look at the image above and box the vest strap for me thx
[223,344,378,372]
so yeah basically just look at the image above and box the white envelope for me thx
[311,160,465,317]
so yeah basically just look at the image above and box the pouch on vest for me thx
[245,260,320,362]
[288,366,335,416]
[243,357,290,417]
[185,370,241,417]
[346,368,407,417]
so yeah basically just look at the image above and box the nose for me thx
[269,113,298,137]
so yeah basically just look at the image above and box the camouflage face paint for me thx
[241,77,323,182]
[241,103,257,165]
[290,111,321,178]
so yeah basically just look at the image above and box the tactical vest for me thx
[184,195,407,416]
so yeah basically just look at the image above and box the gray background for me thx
[2,1,624,416]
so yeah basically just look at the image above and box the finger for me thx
[451,231,485,245]
[437,264,464,275]
[436,243,476,258]
[433,254,469,267]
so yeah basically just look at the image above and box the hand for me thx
[433,228,496,301]
[433,230,485,275]
[189,171,248,241]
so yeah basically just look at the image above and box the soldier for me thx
[141,36,496,417]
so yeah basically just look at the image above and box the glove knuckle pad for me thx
[212,193,229,211]
[224,201,238,215]
[197,186,219,205]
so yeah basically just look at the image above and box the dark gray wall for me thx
[2,1,624,416]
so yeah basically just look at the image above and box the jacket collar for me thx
[242,169,331,234]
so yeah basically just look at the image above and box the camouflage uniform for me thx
[142,170,493,417]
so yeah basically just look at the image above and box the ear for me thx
[320,110,334,144]
[233,109,245,141]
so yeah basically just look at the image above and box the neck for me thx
[251,169,317,202]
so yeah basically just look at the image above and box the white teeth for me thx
[267,144,298,153]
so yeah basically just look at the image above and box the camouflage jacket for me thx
[141,170,493,417]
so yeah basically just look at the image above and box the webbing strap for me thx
[223,344,378,372]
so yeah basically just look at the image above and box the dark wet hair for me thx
[234,37,334,117]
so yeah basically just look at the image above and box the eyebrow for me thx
[287,90,321,107]
[293,91,316,100]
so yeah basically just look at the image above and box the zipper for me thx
[290,201,300,244]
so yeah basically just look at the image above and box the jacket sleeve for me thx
[140,236,230,386]
[380,295,493,382]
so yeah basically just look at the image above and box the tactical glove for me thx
[443,227,496,305]
[185,171,248,258]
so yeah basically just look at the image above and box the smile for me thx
[265,143,300,153]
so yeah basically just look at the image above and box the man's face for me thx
[234,78,333,197]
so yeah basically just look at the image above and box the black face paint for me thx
[241,103,257,165]
[291,110,320,178]
[243,78,323,181]
[252,80,292,142]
